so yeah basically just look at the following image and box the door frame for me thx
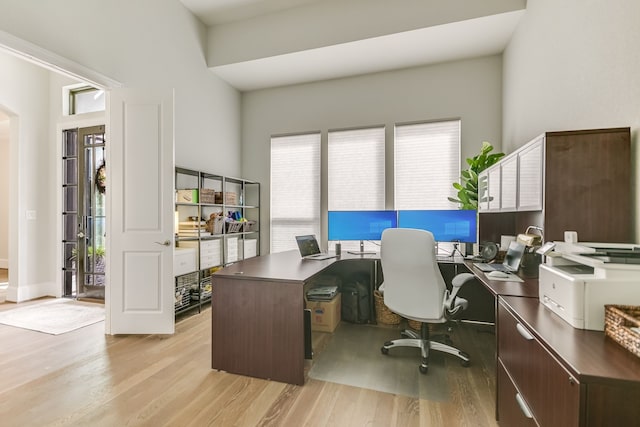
[0,33,173,335]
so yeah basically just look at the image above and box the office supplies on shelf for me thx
[295,235,337,260]
[473,241,525,273]
[539,242,640,330]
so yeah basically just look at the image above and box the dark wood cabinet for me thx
[479,127,631,244]
[498,299,580,426]
[497,296,640,427]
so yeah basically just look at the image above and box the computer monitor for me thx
[397,209,477,243]
[328,210,397,241]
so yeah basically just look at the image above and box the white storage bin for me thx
[243,239,257,259]
[174,247,197,276]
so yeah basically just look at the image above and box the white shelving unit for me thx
[174,167,260,315]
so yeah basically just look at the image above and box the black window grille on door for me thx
[62,125,106,300]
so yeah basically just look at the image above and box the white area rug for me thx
[0,298,104,335]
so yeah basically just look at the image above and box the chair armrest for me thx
[444,273,475,316]
[451,272,475,288]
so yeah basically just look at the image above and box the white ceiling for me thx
[178,0,525,91]
[180,0,326,25]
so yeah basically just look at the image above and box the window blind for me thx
[394,120,460,210]
[328,126,385,210]
[328,126,385,251]
[270,133,321,253]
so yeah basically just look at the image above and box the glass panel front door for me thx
[62,125,106,300]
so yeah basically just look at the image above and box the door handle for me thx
[155,240,172,247]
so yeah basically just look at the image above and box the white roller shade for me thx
[270,133,321,253]
[395,120,460,209]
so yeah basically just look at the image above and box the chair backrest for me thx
[380,228,447,322]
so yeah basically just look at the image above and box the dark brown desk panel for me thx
[464,260,539,299]
[211,250,379,385]
[212,275,306,385]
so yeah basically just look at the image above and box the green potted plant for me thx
[448,141,504,210]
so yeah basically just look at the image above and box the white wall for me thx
[0,51,51,299]
[503,0,640,241]
[0,117,8,268]
[0,0,241,175]
[0,0,242,301]
[242,55,503,254]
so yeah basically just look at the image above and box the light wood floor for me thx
[0,301,498,427]
[0,269,7,303]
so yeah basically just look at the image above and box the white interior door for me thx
[106,88,175,334]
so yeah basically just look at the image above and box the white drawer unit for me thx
[174,247,197,277]
[180,239,222,269]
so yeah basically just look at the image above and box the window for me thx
[270,133,321,253]
[328,126,385,251]
[69,86,105,115]
[394,120,460,209]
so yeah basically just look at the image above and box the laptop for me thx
[474,241,526,273]
[295,235,337,260]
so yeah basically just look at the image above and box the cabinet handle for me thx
[515,393,534,419]
[516,323,534,341]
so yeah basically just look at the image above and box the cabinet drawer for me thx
[498,300,580,427]
[497,360,537,427]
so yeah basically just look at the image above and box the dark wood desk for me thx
[464,261,640,425]
[211,250,378,385]
[463,260,538,299]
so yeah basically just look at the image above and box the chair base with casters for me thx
[381,321,470,374]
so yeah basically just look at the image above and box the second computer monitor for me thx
[397,209,477,243]
[328,210,397,241]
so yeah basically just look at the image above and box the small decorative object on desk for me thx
[604,305,640,357]
[374,290,401,325]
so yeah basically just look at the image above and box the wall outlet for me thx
[26,210,36,220]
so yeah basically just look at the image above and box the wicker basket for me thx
[604,305,640,357]
[374,290,401,325]
[407,319,422,331]
[225,220,244,233]
[200,188,217,204]
[243,220,258,232]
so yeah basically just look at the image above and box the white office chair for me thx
[379,228,474,374]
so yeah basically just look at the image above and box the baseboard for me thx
[6,280,59,303]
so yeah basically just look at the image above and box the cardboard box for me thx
[176,189,198,203]
[305,293,341,333]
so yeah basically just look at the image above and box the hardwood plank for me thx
[0,305,499,426]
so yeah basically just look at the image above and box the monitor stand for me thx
[347,240,377,255]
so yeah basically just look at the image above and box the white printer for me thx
[538,242,640,331]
